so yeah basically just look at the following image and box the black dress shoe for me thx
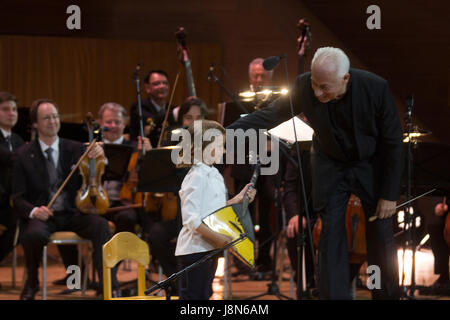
[52,275,70,286]
[20,282,39,300]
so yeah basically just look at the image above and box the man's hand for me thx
[137,136,152,152]
[375,199,397,219]
[33,206,53,221]
[88,142,105,159]
[286,215,307,239]
[434,203,448,216]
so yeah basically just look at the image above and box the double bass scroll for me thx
[175,26,197,98]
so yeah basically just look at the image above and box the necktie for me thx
[45,148,57,188]
[5,135,12,151]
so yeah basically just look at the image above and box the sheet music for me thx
[268,116,314,143]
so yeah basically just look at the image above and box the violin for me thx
[119,118,155,206]
[75,113,109,214]
[313,194,367,265]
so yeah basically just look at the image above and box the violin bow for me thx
[47,139,99,210]
[157,71,180,148]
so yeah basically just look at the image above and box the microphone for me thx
[406,94,414,114]
[262,53,287,71]
[132,60,143,80]
[207,63,214,81]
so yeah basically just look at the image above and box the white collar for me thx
[0,128,11,139]
[151,98,166,111]
[39,137,59,154]
[104,136,124,145]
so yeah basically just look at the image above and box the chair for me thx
[102,231,177,300]
[42,232,92,300]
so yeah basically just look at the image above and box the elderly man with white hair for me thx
[229,47,403,300]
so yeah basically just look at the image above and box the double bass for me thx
[175,26,197,98]
[312,194,367,265]
[144,26,198,222]
[75,113,109,214]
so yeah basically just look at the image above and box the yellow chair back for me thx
[103,232,173,300]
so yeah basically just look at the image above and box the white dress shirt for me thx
[175,162,227,256]
[30,138,60,218]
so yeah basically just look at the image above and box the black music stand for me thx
[137,146,185,194]
[405,141,450,196]
[103,143,134,181]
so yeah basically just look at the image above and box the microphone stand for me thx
[144,234,247,299]
[132,63,151,239]
[402,94,417,299]
[208,68,249,115]
[280,56,318,300]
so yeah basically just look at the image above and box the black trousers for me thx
[178,251,218,300]
[147,218,179,277]
[0,206,17,262]
[318,169,400,300]
[427,213,449,277]
[20,209,118,290]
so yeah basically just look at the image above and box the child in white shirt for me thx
[175,120,256,300]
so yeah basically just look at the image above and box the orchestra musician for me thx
[11,99,119,299]
[423,198,450,295]
[175,120,256,300]
[0,92,25,289]
[98,102,151,234]
[248,58,273,92]
[228,47,404,300]
[129,69,177,148]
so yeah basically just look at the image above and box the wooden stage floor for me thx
[0,245,448,301]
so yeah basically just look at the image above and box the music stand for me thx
[137,146,185,193]
[268,115,317,299]
[404,141,450,196]
[103,143,134,181]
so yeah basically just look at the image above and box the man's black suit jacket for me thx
[129,97,176,147]
[0,131,24,208]
[228,68,404,210]
[0,131,24,151]
[12,138,84,219]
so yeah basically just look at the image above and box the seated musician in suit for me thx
[248,57,273,93]
[98,102,150,234]
[0,92,25,289]
[147,96,208,282]
[12,99,118,299]
[422,198,449,295]
[129,69,177,148]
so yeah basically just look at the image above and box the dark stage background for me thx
[0,0,448,143]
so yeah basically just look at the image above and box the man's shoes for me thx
[20,281,39,300]
[419,276,450,296]
[52,275,70,286]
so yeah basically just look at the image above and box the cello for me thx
[312,194,367,265]
[75,113,109,214]
[441,196,450,249]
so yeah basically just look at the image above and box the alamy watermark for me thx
[170,121,279,175]
[366,265,381,290]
